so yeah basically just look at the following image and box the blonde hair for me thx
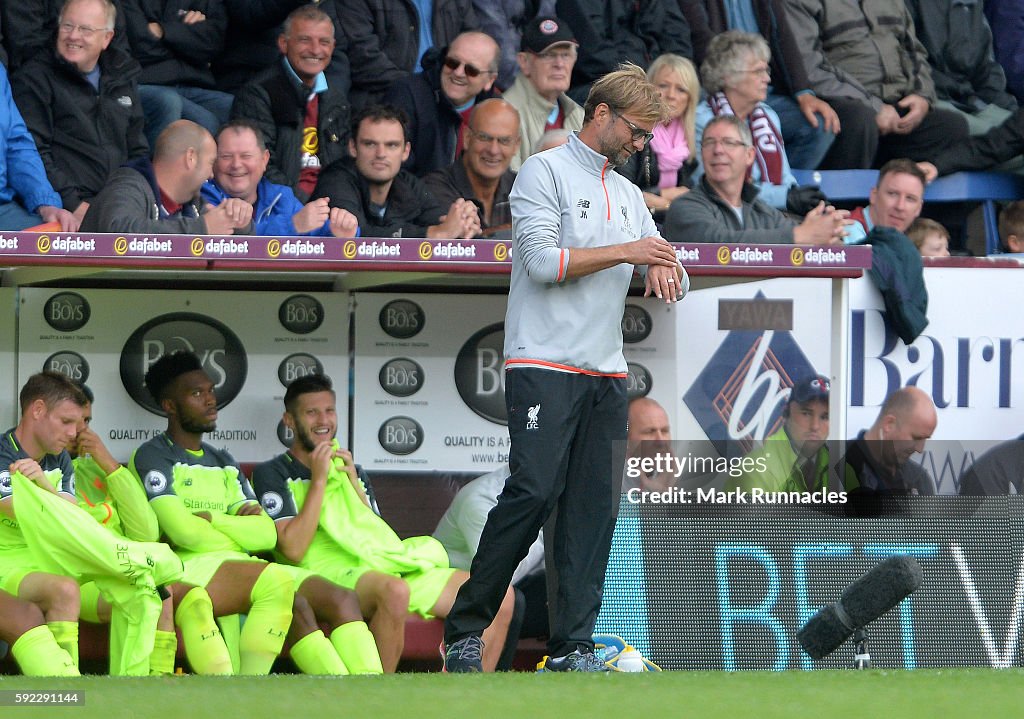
[647,53,700,156]
[584,62,667,125]
[906,217,949,250]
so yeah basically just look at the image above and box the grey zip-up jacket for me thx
[663,175,796,244]
[505,133,686,375]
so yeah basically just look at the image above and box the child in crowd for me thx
[907,218,951,258]
[998,200,1024,255]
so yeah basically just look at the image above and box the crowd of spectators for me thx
[2,0,1024,253]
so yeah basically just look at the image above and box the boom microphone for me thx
[797,555,923,660]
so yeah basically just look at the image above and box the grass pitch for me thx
[1,670,1022,719]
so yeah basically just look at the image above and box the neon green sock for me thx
[330,621,384,675]
[238,565,294,675]
[10,625,79,676]
[175,587,233,675]
[290,630,348,675]
[46,621,79,669]
[150,630,177,675]
[217,614,241,674]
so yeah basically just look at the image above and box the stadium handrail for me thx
[0,231,872,281]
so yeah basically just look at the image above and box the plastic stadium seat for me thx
[792,169,876,201]
[925,172,1024,255]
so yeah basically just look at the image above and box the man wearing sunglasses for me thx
[340,0,477,110]
[384,31,500,177]
[442,63,688,673]
[423,98,520,234]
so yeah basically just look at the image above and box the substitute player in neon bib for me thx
[251,374,515,672]
[130,352,381,675]
[72,383,232,675]
[4,371,190,677]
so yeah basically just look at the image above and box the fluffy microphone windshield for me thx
[797,555,923,660]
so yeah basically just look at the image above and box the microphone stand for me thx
[853,627,871,669]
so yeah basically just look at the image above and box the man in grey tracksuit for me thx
[443,63,688,672]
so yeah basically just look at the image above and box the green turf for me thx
[1,670,1022,719]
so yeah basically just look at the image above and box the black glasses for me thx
[443,56,492,79]
[610,108,654,145]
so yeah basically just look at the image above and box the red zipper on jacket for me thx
[600,160,611,220]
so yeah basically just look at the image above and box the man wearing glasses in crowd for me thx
[423,98,520,236]
[664,115,849,245]
[384,31,500,177]
[12,0,148,227]
[503,16,584,171]
[441,63,688,673]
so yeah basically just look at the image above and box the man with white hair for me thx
[13,0,148,225]
[664,115,848,244]
[502,16,583,171]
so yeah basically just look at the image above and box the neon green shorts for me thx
[316,565,459,618]
[275,563,316,590]
[79,581,104,623]
[404,567,459,617]
[0,547,43,595]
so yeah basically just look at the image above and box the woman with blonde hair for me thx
[616,53,700,218]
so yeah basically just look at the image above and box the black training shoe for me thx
[442,636,484,673]
[537,649,612,672]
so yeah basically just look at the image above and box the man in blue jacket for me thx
[202,119,358,237]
